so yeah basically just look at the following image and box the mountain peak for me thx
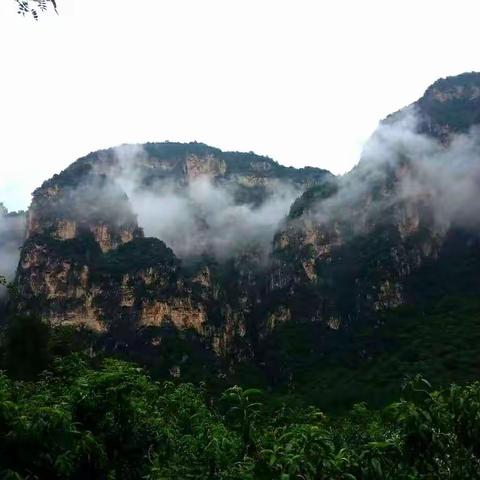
[417,71,480,138]
[422,71,480,100]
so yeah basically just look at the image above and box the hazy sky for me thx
[1,0,479,211]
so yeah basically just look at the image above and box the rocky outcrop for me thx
[265,72,480,330]
[60,142,331,200]
[417,72,480,142]
[27,173,141,252]
[11,72,480,372]
[16,167,268,361]
[184,153,227,180]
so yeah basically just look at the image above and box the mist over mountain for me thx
[0,204,25,298]
[301,106,480,234]
[2,72,480,402]
[271,73,480,330]
[23,142,330,262]
[111,145,309,260]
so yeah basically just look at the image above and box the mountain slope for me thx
[268,72,480,333]
[6,72,480,402]
[12,145,331,362]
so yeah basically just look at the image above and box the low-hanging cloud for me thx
[24,144,300,263]
[109,145,301,260]
[308,107,480,235]
[123,174,298,261]
[0,207,26,297]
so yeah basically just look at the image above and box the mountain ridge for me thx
[2,72,480,399]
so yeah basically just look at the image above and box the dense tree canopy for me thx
[1,356,480,479]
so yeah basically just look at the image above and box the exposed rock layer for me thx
[10,72,480,368]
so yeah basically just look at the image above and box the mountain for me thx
[258,72,480,404]
[270,72,480,327]
[417,71,480,140]
[10,145,331,371]
[4,72,480,402]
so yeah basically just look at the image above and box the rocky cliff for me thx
[268,72,480,333]
[6,72,480,378]
[11,145,329,365]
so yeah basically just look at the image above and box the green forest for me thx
[3,293,480,479]
[2,352,480,479]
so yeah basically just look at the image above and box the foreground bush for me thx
[1,358,480,479]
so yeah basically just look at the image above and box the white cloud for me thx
[112,146,300,260]
[308,109,480,236]
[0,211,26,287]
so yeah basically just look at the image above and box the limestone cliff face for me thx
[27,173,141,253]
[269,175,444,325]
[63,142,331,202]
[417,72,480,142]
[16,230,255,359]
[184,153,227,180]
[265,72,480,330]
[11,72,480,371]
[15,143,298,361]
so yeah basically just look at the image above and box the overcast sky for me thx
[1,0,479,211]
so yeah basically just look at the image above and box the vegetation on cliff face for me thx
[50,141,331,196]
[270,71,480,335]
[259,295,480,411]
[10,72,480,348]
[418,72,480,135]
[288,181,339,219]
[94,237,179,279]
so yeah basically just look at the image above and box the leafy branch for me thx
[15,0,58,20]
